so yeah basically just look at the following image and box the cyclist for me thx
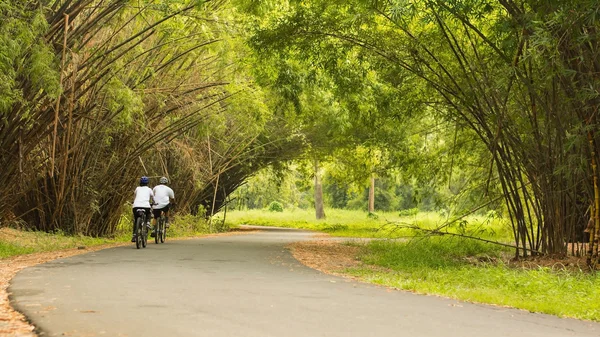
[132,176,154,242]
[151,176,175,237]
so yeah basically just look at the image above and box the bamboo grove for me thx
[0,0,302,236]
[3,0,600,265]
[243,0,600,262]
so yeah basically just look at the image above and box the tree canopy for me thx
[1,0,600,263]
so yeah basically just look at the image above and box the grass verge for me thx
[225,209,513,241]
[1,212,226,260]
[0,228,121,259]
[348,238,600,321]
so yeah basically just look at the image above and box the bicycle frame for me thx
[154,209,167,244]
[135,209,148,249]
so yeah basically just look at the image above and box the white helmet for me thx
[159,176,169,184]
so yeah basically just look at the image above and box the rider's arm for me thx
[169,188,175,204]
[149,188,155,206]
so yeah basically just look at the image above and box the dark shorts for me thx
[133,207,151,219]
[132,207,151,235]
[153,204,170,219]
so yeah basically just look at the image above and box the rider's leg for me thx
[145,209,152,228]
[164,205,171,228]
[151,208,162,234]
[131,208,139,241]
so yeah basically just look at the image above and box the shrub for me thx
[399,208,419,216]
[211,217,230,233]
[320,223,349,232]
[346,198,367,210]
[267,201,284,212]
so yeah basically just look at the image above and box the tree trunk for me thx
[208,172,220,233]
[587,131,600,267]
[314,159,326,220]
[368,173,375,213]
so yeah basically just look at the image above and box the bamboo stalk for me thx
[588,131,600,268]
[209,171,220,233]
[51,14,70,178]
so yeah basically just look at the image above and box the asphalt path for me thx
[9,226,600,337]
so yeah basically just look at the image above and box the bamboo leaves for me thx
[0,0,309,237]
[239,0,600,259]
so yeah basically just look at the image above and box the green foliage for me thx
[231,166,313,210]
[399,208,419,216]
[237,0,600,256]
[346,197,367,211]
[104,77,144,130]
[267,201,284,212]
[0,0,307,238]
[0,1,59,115]
[237,163,499,217]
[319,223,348,232]
[171,213,211,235]
[366,212,379,220]
[0,241,34,258]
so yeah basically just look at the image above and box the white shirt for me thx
[153,185,174,209]
[133,186,154,208]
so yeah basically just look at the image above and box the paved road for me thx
[9,227,600,337]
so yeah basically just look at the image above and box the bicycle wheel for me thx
[160,216,166,243]
[141,216,147,248]
[135,217,142,249]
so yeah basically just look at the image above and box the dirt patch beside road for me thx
[288,239,364,276]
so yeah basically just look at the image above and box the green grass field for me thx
[226,209,600,321]
[226,209,514,241]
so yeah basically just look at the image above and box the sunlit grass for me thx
[0,227,121,259]
[225,209,513,241]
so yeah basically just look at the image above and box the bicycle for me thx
[134,209,149,249]
[154,209,167,244]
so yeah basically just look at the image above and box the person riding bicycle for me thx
[151,176,175,236]
[132,176,154,242]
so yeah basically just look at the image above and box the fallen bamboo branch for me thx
[387,221,543,255]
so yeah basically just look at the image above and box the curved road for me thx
[9,227,600,337]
